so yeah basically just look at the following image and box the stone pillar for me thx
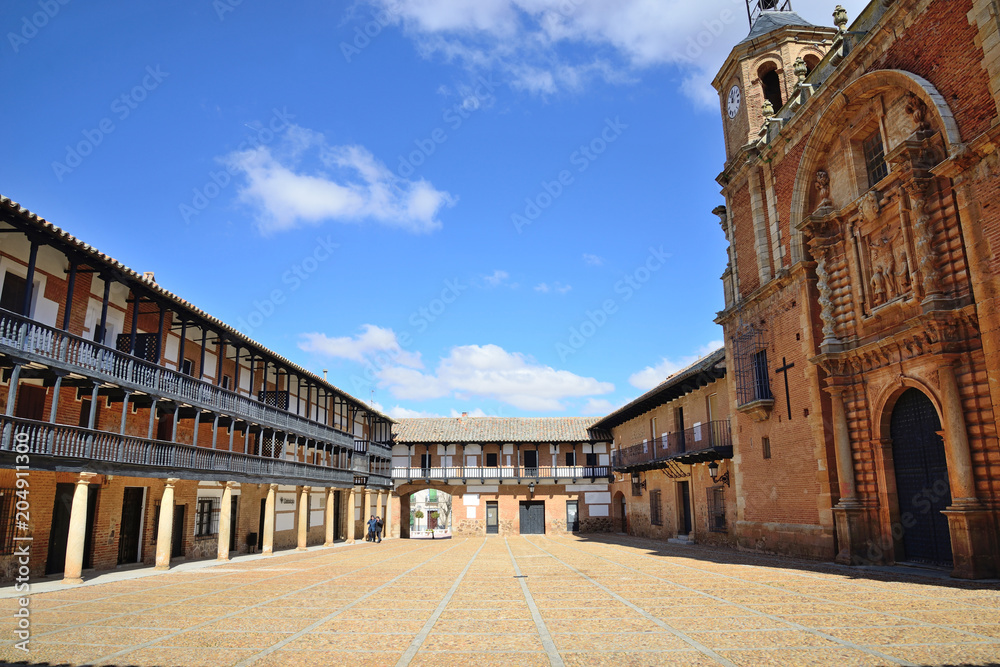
[217,482,238,561]
[324,487,335,546]
[383,490,392,539]
[345,487,356,543]
[155,478,180,570]
[262,484,277,555]
[938,360,999,578]
[62,472,97,583]
[828,388,868,566]
[297,486,310,551]
[362,487,372,538]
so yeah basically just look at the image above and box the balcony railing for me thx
[0,414,354,486]
[391,465,612,482]
[612,420,732,471]
[0,309,354,448]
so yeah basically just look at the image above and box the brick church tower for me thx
[712,0,1000,577]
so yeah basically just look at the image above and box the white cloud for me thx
[449,408,490,417]
[582,253,604,266]
[534,281,571,294]
[377,343,614,411]
[299,325,423,369]
[483,269,510,286]
[224,124,456,234]
[581,397,619,416]
[628,340,724,391]
[388,406,445,418]
[366,0,871,105]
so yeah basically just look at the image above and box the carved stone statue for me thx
[859,191,880,223]
[870,266,887,306]
[815,170,832,209]
[905,93,931,136]
[895,248,911,290]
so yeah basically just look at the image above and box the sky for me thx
[1,0,868,419]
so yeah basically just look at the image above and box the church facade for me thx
[714,0,1000,577]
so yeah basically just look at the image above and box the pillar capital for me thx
[76,472,98,484]
[225,481,240,490]
[164,477,180,488]
[300,485,312,493]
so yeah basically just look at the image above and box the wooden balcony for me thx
[0,414,354,487]
[0,309,355,450]
[391,465,612,485]
[612,420,733,472]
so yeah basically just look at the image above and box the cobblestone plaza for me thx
[2,535,998,666]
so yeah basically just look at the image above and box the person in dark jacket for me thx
[374,516,383,543]
[366,515,376,542]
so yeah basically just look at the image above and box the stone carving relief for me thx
[863,224,912,309]
[859,191,879,222]
[904,93,931,137]
[815,170,832,210]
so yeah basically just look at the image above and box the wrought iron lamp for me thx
[707,461,731,487]
[528,482,535,498]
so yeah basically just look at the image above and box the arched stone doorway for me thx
[889,388,953,566]
[613,491,627,533]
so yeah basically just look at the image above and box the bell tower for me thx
[713,1,838,165]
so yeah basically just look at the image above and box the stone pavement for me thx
[1,534,999,666]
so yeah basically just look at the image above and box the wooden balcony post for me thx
[61,261,77,331]
[4,363,22,417]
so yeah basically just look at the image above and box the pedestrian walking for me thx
[375,516,383,543]
[366,515,376,542]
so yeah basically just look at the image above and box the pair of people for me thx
[366,515,383,542]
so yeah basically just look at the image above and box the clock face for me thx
[727,85,742,119]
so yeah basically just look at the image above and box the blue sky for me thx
[2,0,867,418]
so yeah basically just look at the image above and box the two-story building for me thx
[0,195,393,583]
[389,417,613,536]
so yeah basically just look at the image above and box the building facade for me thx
[597,349,736,545]
[0,196,394,583]
[389,417,614,537]
[714,0,1000,577]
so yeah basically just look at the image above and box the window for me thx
[0,272,27,315]
[707,486,727,533]
[585,453,598,467]
[78,398,100,430]
[762,436,771,459]
[0,489,16,555]
[733,325,773,406]
[195,497,219,537]
[485,452,498,467]
[116,333,160,362]
[181,358,194,376]
[862,130,888,187]
[258,390,290,410]
[221,375,232,391]
[649,489,662,526]
[565,452,575,467]
[523,450,538,470]
[760,67,783,113]
[420,453,431,470]
[631,473,643,497]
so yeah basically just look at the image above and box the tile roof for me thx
[0,195,392,423]
[740,10,814,44]
[591,347,726,430]
[393,417,611,444]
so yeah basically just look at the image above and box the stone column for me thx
[297,486,311,551]
[362,487,372,538]
[937,360,998,579]
[324,487,335,546]
[828,388,868,566]
[383,490,392,539]
[62,472,97,583]
[155,478,180,570]
[262,484,277,555]
[345,487,356,543]
[217,482,238,561]
[376,490,385,539]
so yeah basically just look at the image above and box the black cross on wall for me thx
[775,357,795,420]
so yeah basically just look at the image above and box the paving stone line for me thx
[520,537,739,667]
[82,539,454,666]
[504,537,566,667]
[231,539,473,667]
[2,540,416,647]
[393,538,488,667]
[540,536,926,666]
[574,535,1000,644]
